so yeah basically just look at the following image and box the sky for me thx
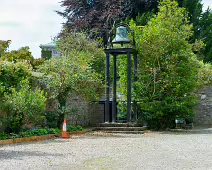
[0,0,211,59]
[0,0,64,58]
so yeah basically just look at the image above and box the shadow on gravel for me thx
[0,150,63,160]
[159,125,212,135]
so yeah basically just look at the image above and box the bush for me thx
[119,0,200,129]
[3,79,47,133]
[0,128,61,140]
[45,112,59,128]
[0,133,10,140]
[67,125,83,132]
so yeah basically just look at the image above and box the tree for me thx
[0,42,47,133]
[57,29,105,77]
[37,32,104,128]
[0,40,36,68]
[122,0,158,19]
[0,60,47,133]
[57,0,212,61]
[118,0,201,129]
[0,61,32,97]
[177,0,203,26]
[0,40,11,57]
[133,0,212,63]
[135,11,156,26]
[57,0,121,44]
[1,46,34,64]
[0,40,45,69]
[3,80,47,133]
[200,9,212,62]
[32,58,46,70]
[57,0,158,44]
[176,0,212,62]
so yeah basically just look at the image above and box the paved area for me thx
[1,126,212,170]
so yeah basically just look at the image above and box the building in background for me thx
[39,40,61,59]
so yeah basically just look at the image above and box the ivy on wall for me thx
[41,49,52,60]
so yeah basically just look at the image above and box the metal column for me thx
[127,52,132,123]
[133,53,138,123]
[105,52,110,123]
[112,55,117,123]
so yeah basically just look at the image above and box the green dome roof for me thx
[39,41,56,49]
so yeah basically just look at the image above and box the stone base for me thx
[93,126,147,131]
[93,123,147,134]
[99,123,143,127]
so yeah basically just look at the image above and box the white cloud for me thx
[202,0,212,11]
[0,0,211,58]
[0,0,63,58]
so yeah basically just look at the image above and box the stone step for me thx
[99,123,143,127]
[102,131,144,134]
[93,127,147,131]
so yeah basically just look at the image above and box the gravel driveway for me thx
[1,126,212,170]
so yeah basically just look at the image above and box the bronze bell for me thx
[112,25,131,46]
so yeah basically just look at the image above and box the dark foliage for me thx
[57,0,158,44]
[57,0,212,62]
[41,49,52,60]
[176,0,212,62]
[201,9,212,62]
[0,128,61,140]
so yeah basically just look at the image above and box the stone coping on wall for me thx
[0,134,57,145]
[0,131,87,145]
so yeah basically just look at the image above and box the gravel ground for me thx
[1,126,212,170]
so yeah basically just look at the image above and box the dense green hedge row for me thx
[0,125,83,140]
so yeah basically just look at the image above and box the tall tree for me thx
[0,41,47,133]
[3,79,47,133]
[37,31,104,128]
[121,0,158,19]
[57,0,158,44]
[1,46,34,63]
[0,60,47,133]
[119,0,200,129]
[176,0,203,42]
[57,0,122,44]
[200,8,212,62]
[176,0,212,62]
[0,40,35,65]
[0,40,11,58]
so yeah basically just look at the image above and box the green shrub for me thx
[67,125,83,132]
[47,128,61,135]
[3,79,47,133]
[0,133,10,140]
[0,128,60,140]
[21,128,60,137]
[45,112,59,128]
[121,0,201,129]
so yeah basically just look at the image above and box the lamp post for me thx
[104,23,138,124]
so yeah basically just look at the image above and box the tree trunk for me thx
[57,94,67,129]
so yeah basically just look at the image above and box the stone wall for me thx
[46,94,104,127]
[87,103,104,126]
[66,97,104,127]
[195,85,212,124]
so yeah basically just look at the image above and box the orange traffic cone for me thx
[62,119,69,138]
